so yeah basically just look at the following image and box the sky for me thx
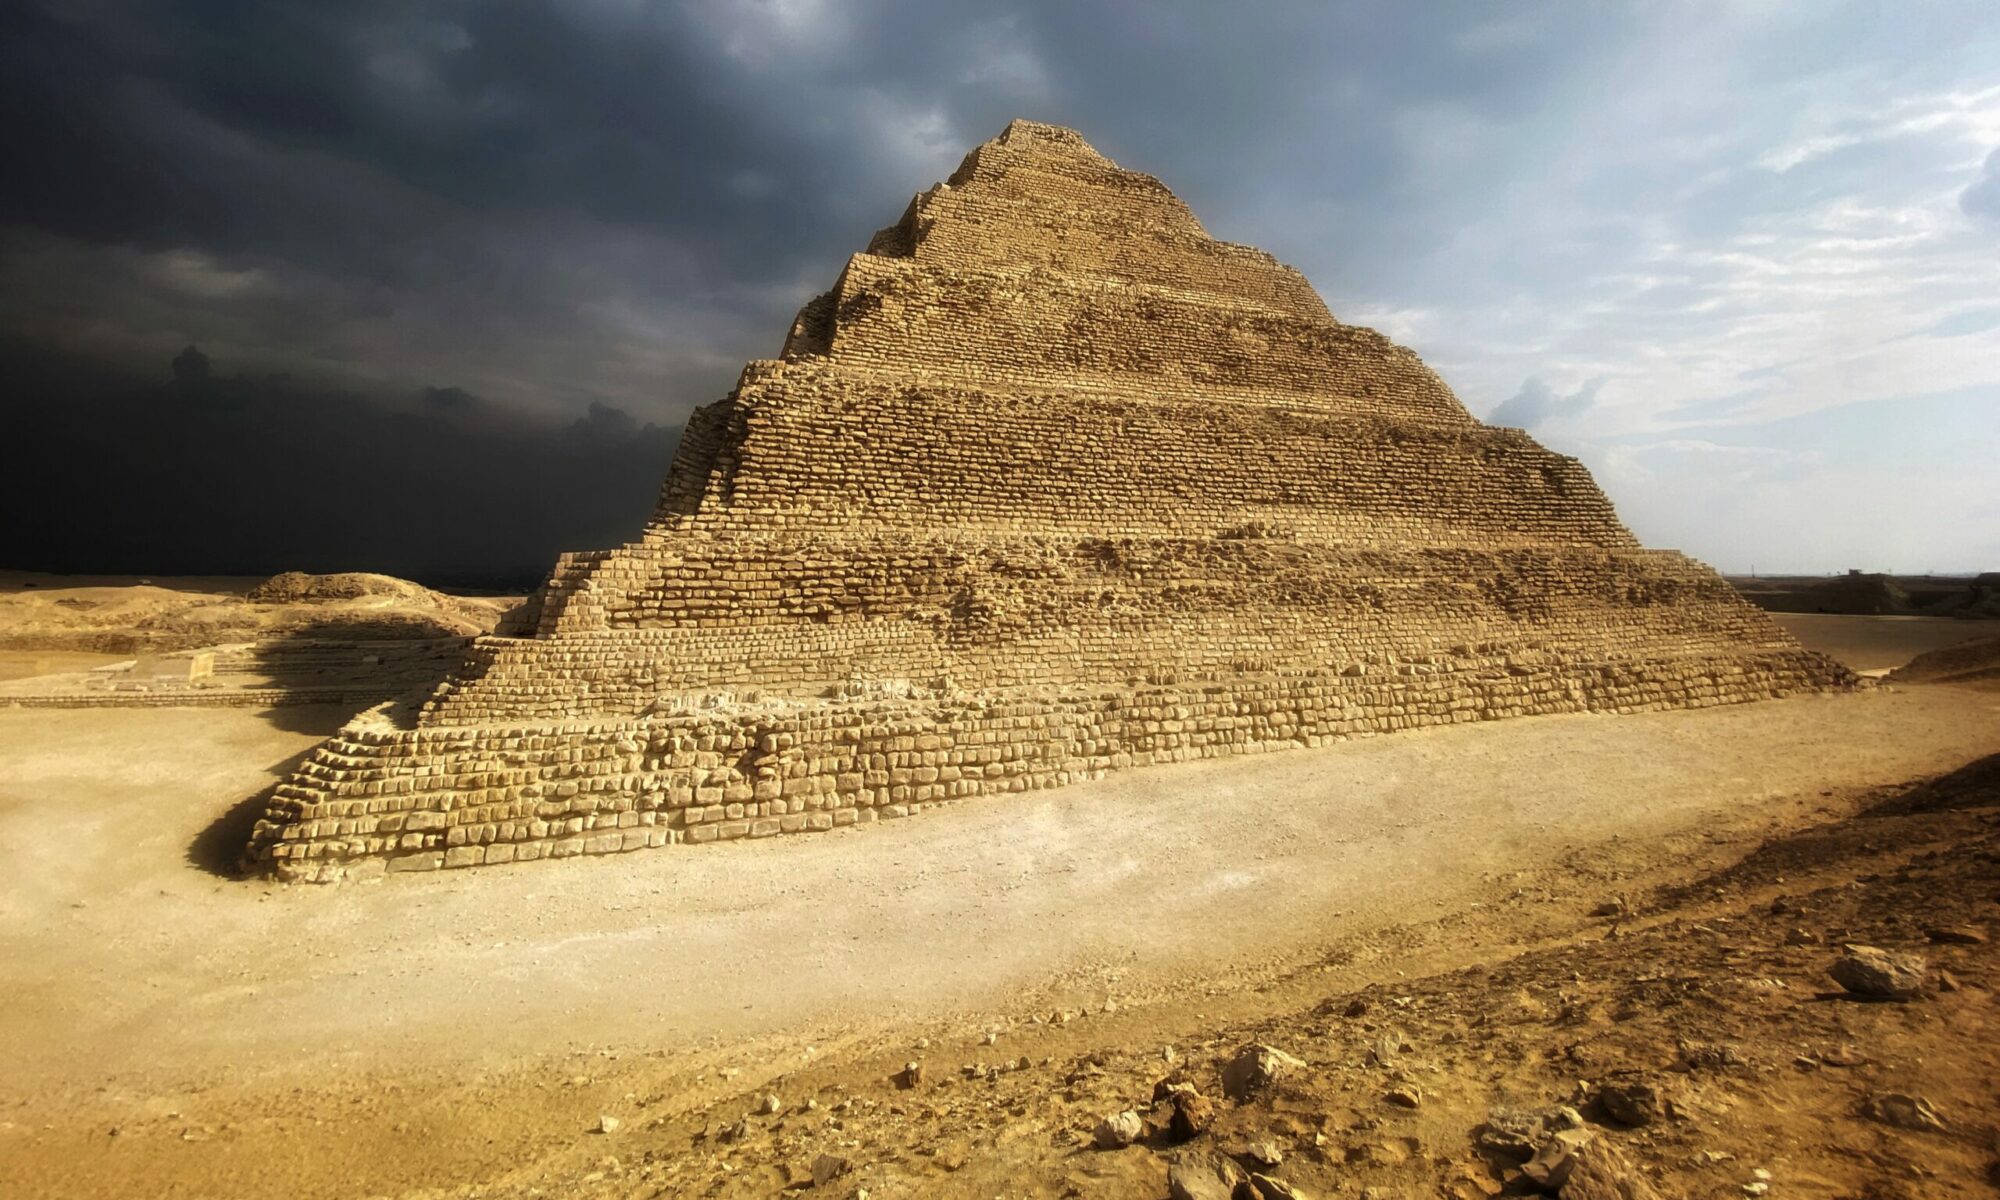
[3,0,1997,579]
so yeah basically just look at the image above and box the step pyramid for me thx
[246,121,1854,882]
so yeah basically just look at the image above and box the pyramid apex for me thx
[996,119,1093,149]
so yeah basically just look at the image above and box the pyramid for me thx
[246,121,1854,882]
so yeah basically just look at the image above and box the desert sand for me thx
[1,631,1995,1196]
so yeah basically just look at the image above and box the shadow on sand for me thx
[185,614,493,876]
[1649,749,2000,911]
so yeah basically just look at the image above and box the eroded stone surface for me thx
[242,120,1855,882]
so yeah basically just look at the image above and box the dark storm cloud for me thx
[3,1,1998,576]
[0,340,671,584]
[0,0,1642,413]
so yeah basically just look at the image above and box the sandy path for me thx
[2,686,1996,1100]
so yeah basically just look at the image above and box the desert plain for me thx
[1,571,1997,1199]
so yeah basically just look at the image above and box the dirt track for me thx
[2,678,1997,1197]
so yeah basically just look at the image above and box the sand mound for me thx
[1888,634,2000,689]
[246,571,444,605]
[0,571,515,656]
[1804,572,1911,615]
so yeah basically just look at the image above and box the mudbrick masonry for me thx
[245,122,1855,882]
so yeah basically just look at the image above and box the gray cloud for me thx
[1490,377,1602,430]
[3,1,1998,576]
[1964,148,2000,223]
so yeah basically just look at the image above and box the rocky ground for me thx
[451,757,2000,1200]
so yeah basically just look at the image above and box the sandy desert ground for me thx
[0,607,1996,1198]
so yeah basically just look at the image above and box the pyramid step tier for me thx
[785,255,1471,426]
[646,363,1620,542]
[245,645,1853,883]
[423,542,1802,722]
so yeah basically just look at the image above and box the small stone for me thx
[1248,1173,1310,1200]
[1093,1110,1143,1150]
[810,1152,850,1186]
[1592,897,1629,918]
[1596,1079,1661,1127]
[1384,1086,1422,1109]
[982,1031,998,1045]
[1245,1139,1285,1167]
[894,1061,923,1089]
[1167,1150,1246,1200]
[758,1093,782,1115]
[1784,927,1822,946]
[1829,945,1928,999]
[1521,1128,1595,1191]
[1366,1033,1404,1066]
[1562,1137,1665,1200]
[594,1114,621,1135]
[1163,1085,1216,1141]
[1925,925,1987,945]
[1863,1092,1946,1132]
[1221,1043,1308,1100]
[1476,1108,1547,1161]
[1343,998,1370,1018]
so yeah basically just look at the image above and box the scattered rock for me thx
[1247,1173,1310,1200]
[1343,998,1370,1018]
[894,1061,924,1089]
[1562,1137,1665,1200]
[1093,1110,1143,1150]
[1784,927,1822,946]
[1165,1150,1245,1200]
[1168,1086,1216,1141]
[1828,945,1927,999]
[1475,1108,1547,1162]
[1365,1033,1406,1067]
[1221,1044,1307,1100]
[1244,1138,1285,1167]
[1596,1079,1661,1128]
[1521,1128,1595,1191]
[1863,1092,1947,1132]
[1592,897,1629,918]
[810,1152,850,1187]
[757,1093,782,1115]
[1679,1040,1747,1070]
[1383,1086,1422,1109]
[594,1114,621,1135]
[1925,925,1987,945]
